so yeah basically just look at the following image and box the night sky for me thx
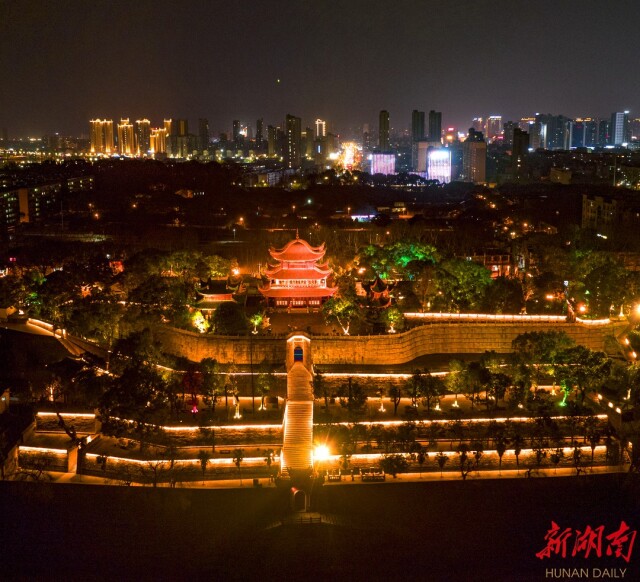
[2,0,640,137]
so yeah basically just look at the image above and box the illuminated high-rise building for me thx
[135,119,151,155]
[610,111,630,145]
[150,128,167,155]
[378,110,390,151]
[472,117,484,133]
[164,119,172,136]
[428,110,442,142]
[485,116,503,142]
[315,119,326,139]
[89,119,114,154]
[117,118,135,155]
[285,114,302,168]
[462,128,486,183]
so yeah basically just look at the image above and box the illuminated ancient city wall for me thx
[156,321,619,365]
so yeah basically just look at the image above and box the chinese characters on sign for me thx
[536,521,636,563]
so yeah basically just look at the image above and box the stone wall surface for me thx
[157,322,621,366]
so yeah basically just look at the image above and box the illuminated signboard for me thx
[427,149,451,183]
[371,153,395,175]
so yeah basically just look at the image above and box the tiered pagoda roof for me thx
[259,235,337,304]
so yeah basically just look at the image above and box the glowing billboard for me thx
[371,153,395,175]
[427,149,451,183]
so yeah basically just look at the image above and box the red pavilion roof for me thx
[269,237,326,262]
[263,265,332,279]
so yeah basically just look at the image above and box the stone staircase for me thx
[281,360,314,473]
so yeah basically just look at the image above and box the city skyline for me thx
[2,1,640,137]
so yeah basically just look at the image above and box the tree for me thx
[446,360,467,406]
[379,454,409,478]
[389,385,402,416]
[556,346,611,405]
[322,281,362,335]
[233,448,245,485]
[416,447,427,478]
[421,371,446,413]
[337,377,367,417]
[405,369,425,408]
[510,432,525,474]
[264,449,276,481]
[549,449,563,474]
[197,450,210,484]
[464,361,491,410]
[257,362,276,411]
[435,451,448,478]
[212,302,248,335]
[456,443,474,481]
[495,436,508,475]
[313,370,330,411]
[200,358,225,414]
[433,259,493,312]
[382,306,404,333]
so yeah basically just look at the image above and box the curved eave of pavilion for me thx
[263,265,333,279]
[269,238,326,262]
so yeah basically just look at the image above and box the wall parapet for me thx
[157,321,621,366]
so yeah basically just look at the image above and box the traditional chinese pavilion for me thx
[259,235,337,308]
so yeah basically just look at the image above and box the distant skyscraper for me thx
[631,118,640,141]
[503,121,516,148]
[150,127,167,154]
[164,119,172,136]
[462,128,486,183]
[411,110,425,141]
[597,119,610,147]
[173,119,188,136]
[315,119,326,139]
[117,119,134,155]
[135,119,151,155]
[267,125,277,156]
[485,116,502,142]
[198,118,210,152]
[569,119,587,148]
[89,119,114,154]
[512,128,529,172]
[518,117,535,132]
[362,123,372,151]
[304,127,315,158]
[535,114,570,150]
[428,110,442,142]
[232,120,242,146]
[285,114,302,168]
[610,111,630,145]
[256,118,264,148]
[472,117,484,133]
[378,110,390,151]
